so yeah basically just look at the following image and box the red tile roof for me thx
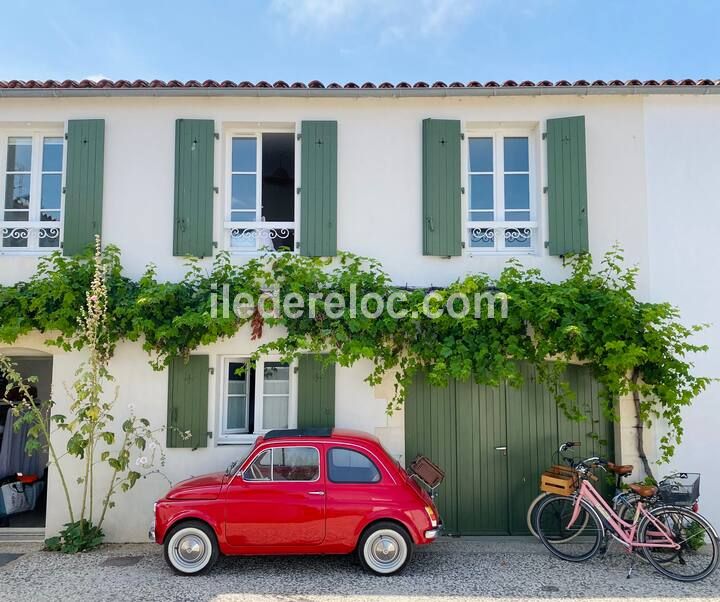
[0,78,718,91]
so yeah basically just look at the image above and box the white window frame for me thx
[217,355,298,445]
[223,126,299,254]
[0,128,66,255]
[463,127,538,255]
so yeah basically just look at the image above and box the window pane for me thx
[261,133,294,223]
[263,396,288,429]
[2,228,28,248]
[504,137,529,172]
[504,174,530,211]
[505,227,532,248]
[469,228,494,248]
[42,138,64,172]
[272,447,319,481]
[328,448,381,483]
[505,210,530,221]
[262,362,289,428]
[231,174,256,211]
[5,174,31,211]
[469,138,492,172]
[264,363,289,383]
[39,227,60,248]
[469,209,493,222]
[262,229,294,253]
[6,137,32,172]
[40,210,60,222]
[226,396,248,431]
[230,228,257,250]
[244,450,272,481]
[41,174,62,210]
[469,174,493,211]
[232,138,256,172]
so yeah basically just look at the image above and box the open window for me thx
[225,131,296,252]
[219,358,293,442]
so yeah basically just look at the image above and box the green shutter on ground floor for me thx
[297,354,335,428]
[166,355,209,449]
[63,119,105,256]
[300,121,337,257]
[405,363,613,535]
[546,115,589,256]
[422,118,462,256]
[173,119,215,258]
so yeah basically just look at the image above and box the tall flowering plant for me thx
[2,237,168,553]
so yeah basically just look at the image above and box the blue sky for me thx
[1,0,718,82]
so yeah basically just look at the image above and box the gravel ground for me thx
[0,538,718,602]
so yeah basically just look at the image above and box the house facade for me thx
[0,79,718,541]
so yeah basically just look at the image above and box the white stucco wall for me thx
[643,95,720,526]
[0,92,717,538]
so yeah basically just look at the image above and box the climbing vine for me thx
[0,245,711,462]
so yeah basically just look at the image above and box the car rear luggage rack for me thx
[407,455,445,501]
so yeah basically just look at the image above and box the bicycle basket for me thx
[658,473,700,506]
[540,465,578,495]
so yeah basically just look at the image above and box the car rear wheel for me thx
[164,520,219,576]
[358,522,414,576]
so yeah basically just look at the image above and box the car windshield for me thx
[225,459,243,476]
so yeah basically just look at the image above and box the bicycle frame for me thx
[569,479,680,550]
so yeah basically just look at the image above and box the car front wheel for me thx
[358,521,414,576]
[164,520,219,576]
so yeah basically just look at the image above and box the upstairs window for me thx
[226,132,295,252]
[467,132,536,252]
[1,133,64,252]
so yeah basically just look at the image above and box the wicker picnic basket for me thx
[540,464,578,495]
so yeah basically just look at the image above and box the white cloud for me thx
[83,74,110,82]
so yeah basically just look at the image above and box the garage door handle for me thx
[308,491,325,496]
[495,446,507,451]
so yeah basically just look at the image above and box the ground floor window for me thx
[219,357,293,442]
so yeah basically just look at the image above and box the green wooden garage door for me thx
[405,363,614,535]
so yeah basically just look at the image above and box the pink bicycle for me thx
[534,457,719,582]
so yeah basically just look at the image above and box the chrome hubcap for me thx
[178,535,205,563]
[373,536,399,562]
[364,529,407,574]
[168,527,213,573]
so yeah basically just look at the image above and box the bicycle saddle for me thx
[607,462,633,476]
[628,483,658,497]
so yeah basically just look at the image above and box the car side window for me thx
[244,447,319,482]
[244,449,272,481]
[328,447,381,483]
[273,447,320,481]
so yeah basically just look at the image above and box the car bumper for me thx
[424,528,439,539]
[148,524,156,542]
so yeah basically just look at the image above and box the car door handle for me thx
[308,491,325,496]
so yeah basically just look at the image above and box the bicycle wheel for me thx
[529,492,590,541]
[535,494,604,562]
[527,493,547,538]
[638,506,719,582]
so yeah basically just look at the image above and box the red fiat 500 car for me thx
[151,428,439,576]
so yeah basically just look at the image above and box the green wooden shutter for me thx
[422,118,462,256]
[166,355,209,449]
[546,116,589,256]
[173,119,215,258]
[297,354,335,428]
[63,119,105,256]
[300,121,337,257]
